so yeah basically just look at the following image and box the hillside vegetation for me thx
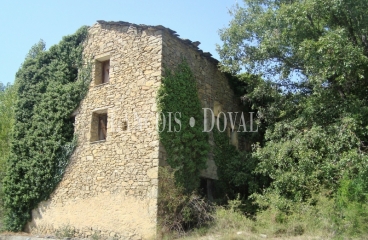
[201,0,368,238]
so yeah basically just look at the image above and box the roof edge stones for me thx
[96,20,219,64]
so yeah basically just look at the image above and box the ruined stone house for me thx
[27,20,242,239]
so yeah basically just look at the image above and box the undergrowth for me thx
[158,166,214,239]
[180,185,368,240]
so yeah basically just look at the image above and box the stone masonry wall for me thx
[160,31,243,179]
[27,20,242,239]
[28,22,163,240]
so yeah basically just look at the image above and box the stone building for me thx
[27,21,242,239]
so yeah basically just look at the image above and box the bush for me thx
[55,224,75,239]
[250,191,336,238]
[248,182,368,239]
[334,174,368,237]
[158,166,214,237]
[180,198,255,240]
[3,27,90,231]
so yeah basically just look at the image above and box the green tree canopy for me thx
[217,0,368,201]
[25,39,46,60]
[0,83,16,173]
[0,83,16,226]
[218,0,368,85]
[3,27,90,231]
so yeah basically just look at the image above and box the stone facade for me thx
[160,30,242,179]
[27,21,241,239]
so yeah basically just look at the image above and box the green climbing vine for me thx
[157,59,210,193]
[212,117,269,210]
[3,26,91,231]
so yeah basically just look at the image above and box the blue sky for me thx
[0,0,238,86]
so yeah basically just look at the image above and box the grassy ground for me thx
[2,195,367,240]
[177,207,332,240]
[174,195,368,240]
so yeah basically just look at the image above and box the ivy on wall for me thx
[157,59,210,193]
[212,123,265,203]
[3,26,91,231]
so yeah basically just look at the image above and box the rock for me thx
[147,167,158,179]
[192,41,201,47]
[145,80,155,86]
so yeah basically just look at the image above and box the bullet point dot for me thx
[189,117,195,127]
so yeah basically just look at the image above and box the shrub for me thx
[3,26,91,231]
[158,166,213,237]
[180,198,256,240]
[212,121,269,208]
[55,224,75,239]
[334,174,368,237]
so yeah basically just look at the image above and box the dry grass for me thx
[180,196,337,240]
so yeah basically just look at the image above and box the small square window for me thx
[95,57,110,85]
[102,60,110,83]
[91,112,108,142]
[98,113,108,140]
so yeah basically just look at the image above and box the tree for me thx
[217,0,368,201]
[0,83,16,226]
[25,39,46,60]
[0,83,16,175]
[218,0,368,84]
[3,27,90,231]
